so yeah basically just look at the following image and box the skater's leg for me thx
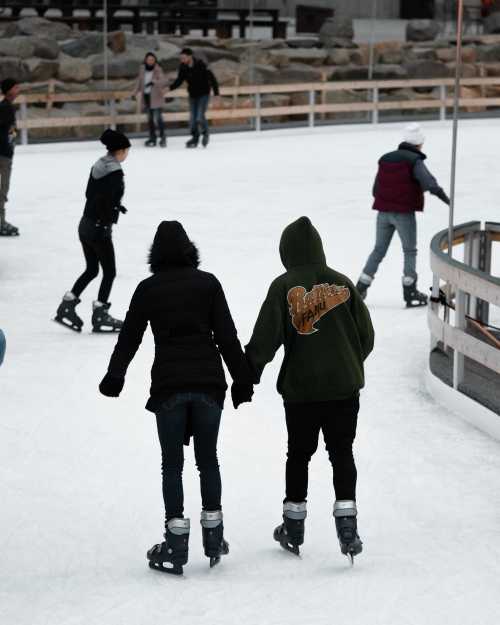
[322,396,359,501]
[144,94,156,142]
[189,97,199,138]
[394,212,418,283]
[361,212,396,284]
[155,109,166,139]
[94,237,116,303]
[191,394,222,512]
[198,95,210,136]
[156,396,189,525]
[71,239,99,298]
[284,402,322,502]
[0,156,13,227]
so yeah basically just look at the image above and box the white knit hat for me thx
[403,123,425,146]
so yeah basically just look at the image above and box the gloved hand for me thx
[99,374,125,398]
[231,382,254,409]
[119,205,128,215]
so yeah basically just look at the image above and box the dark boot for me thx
[273,501,306,556]
[403,277,428,308]
[200,510,229,568]
[54,292,83,332]
[145,138,157,147]
[0,221,19,236]
[334,500,363,564]
[202,132,209,148]
[356,273,372,301]
[91,301,123,333]
[186,133,199,148]
[147,518,190,575]
[159,136,167,148]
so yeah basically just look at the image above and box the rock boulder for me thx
[406,20,440,42]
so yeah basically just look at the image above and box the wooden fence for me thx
[14,76,500,144]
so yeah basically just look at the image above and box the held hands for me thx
[231,382,254,410]
[99,373,125,398]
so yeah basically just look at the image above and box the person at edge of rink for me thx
[166,48,219,149]
[356,122,450,308]
[245,216,374,564]
[54,129,131,333]
[98,220,254,575]
[134,52,167,148]
[0,78,21,237]
[0,328,5,365]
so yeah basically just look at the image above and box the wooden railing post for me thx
[372,85,379,124]
[20,100,28,145]
[440,84,447,121]
[308,89,315,128]
[110,98,117,130]
[255,91,261,132]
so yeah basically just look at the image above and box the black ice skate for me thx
[403,278,428,308]
[54,293,83,332]
[274,501,306,556]
[201,132,209,148]
[186,135,199,149]
[159,137,167,148]
[201,510,229,568]
[334,500,363,566]
[147,518,190,576]
[0,221,19,236]
[355,273,372,301]
[92,302,123,333]
[145,138,157,147]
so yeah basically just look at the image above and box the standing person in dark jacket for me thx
[134,52,167,148]
[0,78,20,237]
[245,216,374,564]
[356,123,450,307]
[54,129,130,333]
[167,48,219,149]
[98,221,253,575]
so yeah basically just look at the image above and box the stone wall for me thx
[2,17,500,140]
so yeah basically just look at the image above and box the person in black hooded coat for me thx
[98,221,253,573]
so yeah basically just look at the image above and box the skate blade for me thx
[53,317,82,333]
[347,552,354,566]
[406,301,427,308]
[210,556,221,568]
[92,326,121,333]
[277,540,300,556]
[148,561,183,576]
[208,541,229,568]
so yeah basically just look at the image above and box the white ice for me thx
[1,121,500,625]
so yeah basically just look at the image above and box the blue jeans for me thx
[0,329,5,366]
[189,95,210,137]
[363,211,418,282]
[155,393,222,525]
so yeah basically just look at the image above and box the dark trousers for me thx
[144,93,165,141]
[155,393,222,526]
[71,218,116,303]
[284,396,359,503]
[189,95,210,138]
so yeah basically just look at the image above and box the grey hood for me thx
[91,154,122,180]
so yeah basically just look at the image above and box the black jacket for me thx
[0,99,16,159]
[170,58,219,98]
[82,155,125,228]
[106,221,251,411]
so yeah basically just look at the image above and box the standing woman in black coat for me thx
[99,221,253,575]
[55,129,130,333]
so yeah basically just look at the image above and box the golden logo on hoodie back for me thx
[287,283,351,335]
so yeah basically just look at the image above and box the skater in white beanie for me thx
[356,123,450,307]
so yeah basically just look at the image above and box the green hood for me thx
[279,216,326,269]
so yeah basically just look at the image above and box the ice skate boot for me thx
[403,277,428,308]
[145,138,157,147]
[274,501,306,556]
[147,518,190,576]
[0,221,19,236]
[201,510,229,568]
[334,500,363,565]
[92,301,123,333]
[355,273,372,301]
[186,134,199,149]
[159,137,167,148]
[54,292,83,332]
[201,132,209,148]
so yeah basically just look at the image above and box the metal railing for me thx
[428,221,500,396]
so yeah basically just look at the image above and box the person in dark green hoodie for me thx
[245,216,374,563]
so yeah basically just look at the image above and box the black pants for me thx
[284,396,359,503]
[155,393,222,527]
[71,218,116,303]
[144,93,165,141]
[189,95,210,138]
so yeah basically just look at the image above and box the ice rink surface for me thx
[1,120,500,625]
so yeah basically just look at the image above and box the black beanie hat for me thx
[1,78,18,95]
[148,221,199,272]
[100,128,131,152]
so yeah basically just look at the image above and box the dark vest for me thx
[373,143,425,214]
